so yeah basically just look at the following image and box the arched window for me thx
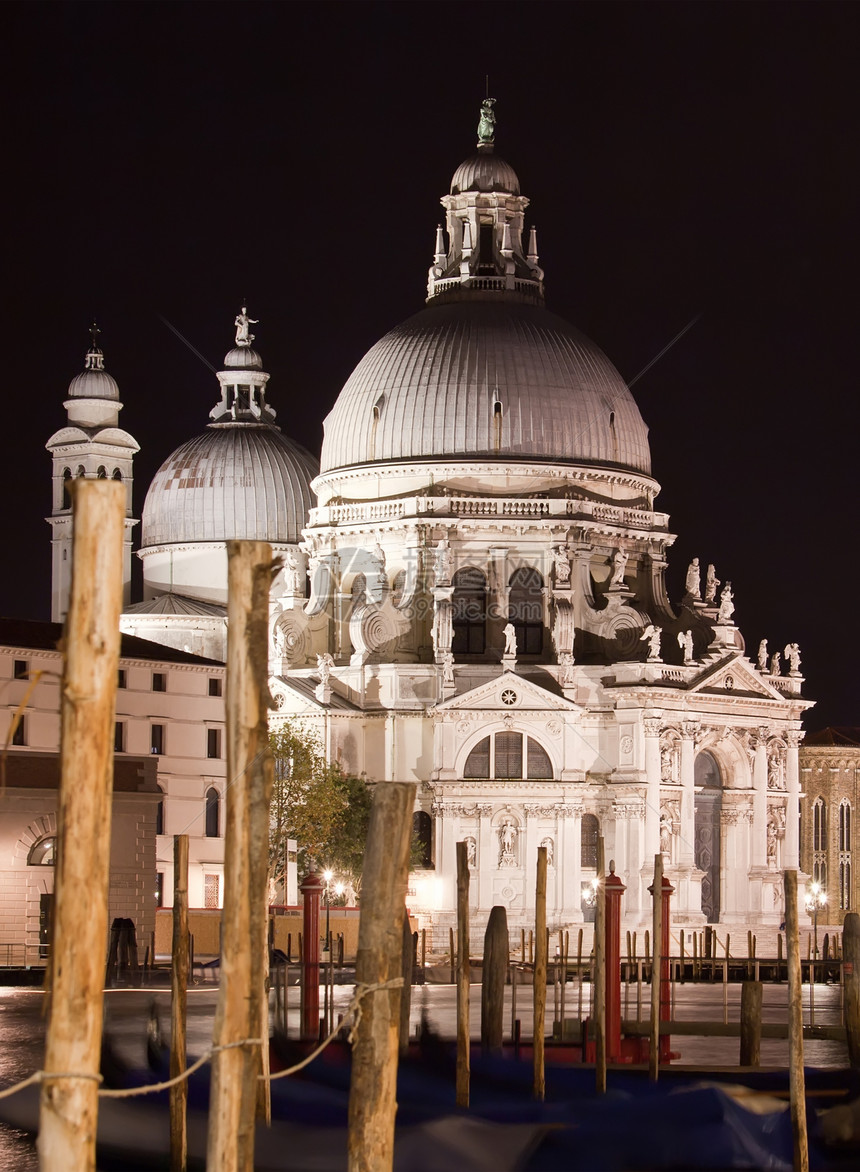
[351,574,367,608]
[508,567,544,655]
[452,568,486,655]
[581,814,599,868]
[28,836,56,866]
[840,800,852,910]
[205,788,220,838]
[463,733,552,780]
[812,797,827,888]
[97,466,107,479]
[112,468,122,481]
[412,811,432,868]
[62,468,72,508]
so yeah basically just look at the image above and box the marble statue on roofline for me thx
[503,622,517,657]
[718,582,734,623]
[477,98,496,145]
[609,548,628,587]
[757,639,768,673]
[685,557,701,599]
[704,563,720,604]
[784,642,802,675]
[234,305,258,347]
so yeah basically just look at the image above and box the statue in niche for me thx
[704,563,720,604]
[784,642,802,675]
[685,557,701,599]
[498,818,518,866]
[553,547,571,585]
[372,541,386,571]
[768,751,785,790]
[770,651,781,676]
[558,651,576,688]
[660,741,677,782]
[677,630,694,664]
[757,639,768,673]
[234,305,258,347]
[767,820,778,867]
[441,652,454,686]
[433,538,452,585]
[540,837,554,866]
[609,548,628,587]
[503,622,517,657]
[317,652,334,684]
[641,624,662,661]
[284,549,302,595]
[465,836,477,869]
[477,97,496,144]
[659,812,672,859]
[718,582,734,623]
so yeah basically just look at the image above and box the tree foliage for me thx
[269,722,372,898]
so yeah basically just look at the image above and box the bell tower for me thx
[46,325,139,621]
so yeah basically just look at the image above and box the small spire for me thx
[527,226,539,266]
[500,222,513,257]
[461,218,474,254]
[477,97,496,149]
[434,225,447,266]
[85,320,104,371]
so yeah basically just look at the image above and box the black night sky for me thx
[2,1,857,729]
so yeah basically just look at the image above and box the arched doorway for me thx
[694,750,722,922]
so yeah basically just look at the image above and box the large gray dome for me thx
[142,423,318,546]
[320,301,651,475]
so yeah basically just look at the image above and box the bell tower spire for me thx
[427,99,545,305]
[46,325,139,621]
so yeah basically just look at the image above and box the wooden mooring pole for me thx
[594,837,607,1094]
[785,870,809,1172]
[399,912,413,1057]
[347,782,416,1172]
[207,542,276,1172]
[843,911,860,1068]
[649,854,663,1081]
[170,834,190,1172]
[481,905,508,1056]
[739,980,762,1067]
[38,479,125,1172]
[533,846,548,1100]
[455,841,470,1107]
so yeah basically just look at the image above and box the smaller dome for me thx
[223,347,263,370]
[451,149,520,196]
[67,368,120,400]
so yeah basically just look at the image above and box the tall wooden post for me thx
[533,846,548,1100]
[739,980,762,1067]
[594,837,607,1092]
[604,859,626,1064]
[38,479,125,1172]
[171,835,190,1172]
[347,782,416,1172]
[456,841,471,1107]
[648,854,663,1080]
[785,870,809,1172]
[844,912,860,1068]
[300,871,324,1040]
[481,904,508,1056]
[207,541,276,1172]
[399,912,413,1057]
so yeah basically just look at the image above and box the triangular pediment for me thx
[687,654,784,700]
[434,671,577,714]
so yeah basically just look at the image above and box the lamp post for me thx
[805,880,827,960]
[323,868,333,956]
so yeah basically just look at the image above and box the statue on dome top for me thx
[477,97,496,145]
[234,305,258,347]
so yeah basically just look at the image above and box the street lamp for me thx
[805,880,827,960]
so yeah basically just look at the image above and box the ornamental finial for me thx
[88,320,102,351]
[234,304,258,347]
[477,97,496,147]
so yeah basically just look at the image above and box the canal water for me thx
[0,979,849,1169]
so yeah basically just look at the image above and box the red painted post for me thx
[647,872,675,1062]
[300,871,324,1041]
[604,861,626,1062]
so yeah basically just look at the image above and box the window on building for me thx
[12,716,26,746]
[412,811,433,868]
[155,873,164,907]
[840,800,852,910]
[812,796,827,889]
[581,813,600,868]
[28,836,56,866]
[204,873,220,908]
[208,677,223,697]
[151,724,164,755]
[62,468,72,508]
[463,733,553,780]
[452,567,486,655]
[508,567,544,655]
[13,659,28,680]
[156,800,164,836]
[152,672,166,693]
[114,722,125,752]
[39,893,54,958]
[117,668,127,688]
[205,787,220,838]
[207,728,222,759]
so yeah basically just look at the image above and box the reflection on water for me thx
[0,979,850,1168]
